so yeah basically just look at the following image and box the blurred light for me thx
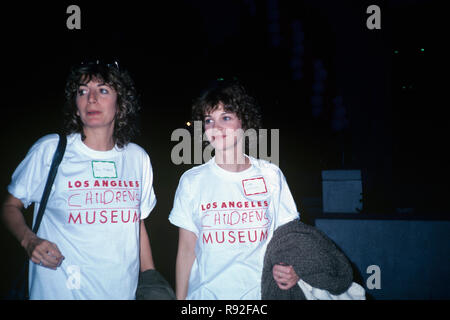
[186,121,192,127]
[394,50,399,54]
[420,48,425,52]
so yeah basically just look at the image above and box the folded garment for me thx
[135,269,176,300]
[299,280,366,300]
[261,219,355,300]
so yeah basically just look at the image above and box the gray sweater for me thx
[261,219,353,300]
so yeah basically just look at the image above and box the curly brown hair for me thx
[63,60,141,148]
[192,79,262,131]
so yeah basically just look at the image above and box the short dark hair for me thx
[192,79,262,131]
[63,60,141,148]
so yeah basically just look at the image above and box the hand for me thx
[272,263,300,290]
[24,235,64,270]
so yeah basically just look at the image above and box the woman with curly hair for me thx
[169,79,301,299]
[2,59,158,299]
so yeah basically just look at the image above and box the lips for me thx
[87,111,101,116]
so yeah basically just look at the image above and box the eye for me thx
[204,118,213,125]
[99,87,110,94]
[77,88,87,96]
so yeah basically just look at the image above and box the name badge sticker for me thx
[92,161,118,178]
[242,177,267,196]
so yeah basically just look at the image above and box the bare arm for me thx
[2,193,31,247]
[1,193,63,269]
[139,220,155,271]
[175,228,197,300]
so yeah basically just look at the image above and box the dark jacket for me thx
[135,269,176,300]
[261,219,353,300]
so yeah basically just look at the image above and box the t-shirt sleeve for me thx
[140,152,157,219]
[274,169,300,228]
[168,173,199,236]
[7,135,58,209]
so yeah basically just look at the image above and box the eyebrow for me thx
[78,82,108,87]
[204,111,232,117]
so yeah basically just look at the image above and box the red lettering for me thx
[68,181,73,188]
[102,180,108,187]
[127,191,135,201]
[212,202,217,209]
[230,211,240,225]
[75,181,81,188]
[86,211,95,224]
[248,230,257,242]
[111,210,118,223]
[215,231,225,243]
[238,231,245,243]
[104,190,114,204]
[260,229,268,241]
[85,191,93,205]
[133,211,140,222]
[100,210,107,223]
[203,232,213,244]
[84,181,89,187]
[68,212,82,224]
[214,213,221,225]
[228,231,236,243]
[122,210,131,223]
[68,194,81,207]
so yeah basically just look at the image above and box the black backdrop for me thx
[0,0,442,297]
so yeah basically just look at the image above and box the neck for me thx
[82,127,115,151]
[215,146,250,172]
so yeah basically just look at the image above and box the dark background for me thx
[0,0,443,297]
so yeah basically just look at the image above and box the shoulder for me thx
[27,133,62,156]
[181,161,211,179]
[176,161,212,189]
[251,157,283,178]
[122,142,150,158]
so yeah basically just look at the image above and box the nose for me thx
[87,90,97,104]
[211,120,223,130]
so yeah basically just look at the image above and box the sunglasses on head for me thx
[79,59,120,71]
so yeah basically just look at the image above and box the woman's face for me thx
[76,78,118,131]
[204,103,244,151]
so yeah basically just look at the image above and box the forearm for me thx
[139,220,155,271]
[175,228,197,300]
[1,195,35,249]
[175,249,196,300]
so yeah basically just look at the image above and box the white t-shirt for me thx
[8,133,157,299]
[169,156,300,300]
